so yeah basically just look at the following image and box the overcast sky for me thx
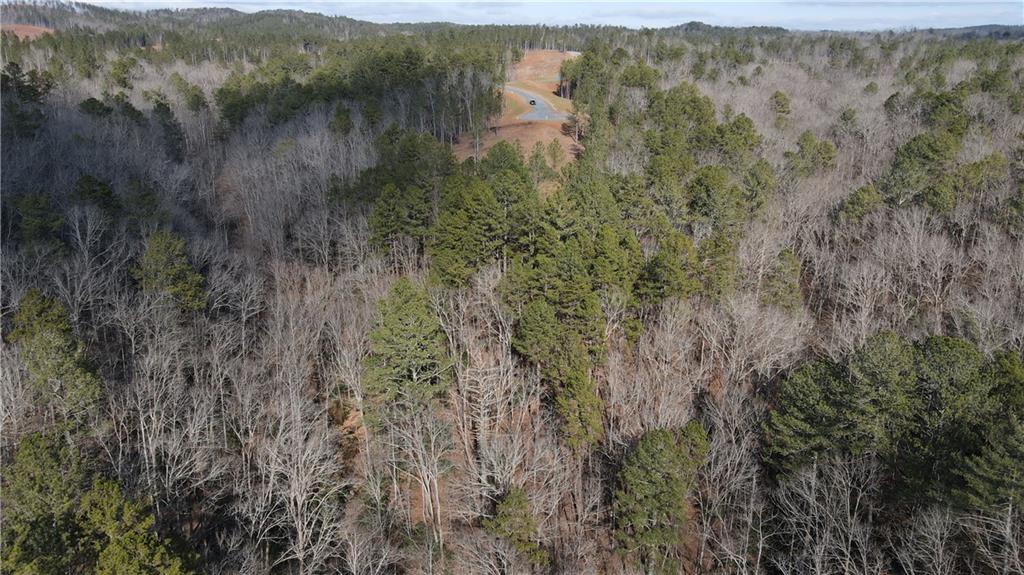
[91,1,1023,31]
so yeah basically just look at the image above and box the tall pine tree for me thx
[614,422,709,574]
[365,278,451,410]
[428,176,503,286]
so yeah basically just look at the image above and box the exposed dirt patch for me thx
[1,24,54,40]
[512,49,580,93]
[454,50,580,167]
[453,120,580,170]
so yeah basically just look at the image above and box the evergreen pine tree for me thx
[844,332,919,451]
[634,231,700,307]
[742,159,776,214]
[369,184,432,252]
[483,487,549,567]
[79,480,191,575]
[527,141,554,185]
[957,415,1024,510]
[765,359,843,473]
[133,230,205,311]
[488,168,541,259]
[614,422,709,574]
[591,224,643,297]
[907,335,993,498]
[73,175,121,215]
[550,237,605,356]
[10,290,102,429]
[14,193,63,246]
[555,363,605,449]
[428,176,503,286]
[511,299,560,366]
[687,165,743,230]
[479,140,529,182]
[364,278,450,410]
[989,351,1024,415]
[2,433,86,574]
[512,299,604,449]
[153,101,186,163]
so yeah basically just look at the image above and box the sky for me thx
[90,1,1023,31]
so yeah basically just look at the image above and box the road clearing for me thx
[454,50,580,170]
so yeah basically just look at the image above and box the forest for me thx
[1,2,1023,574]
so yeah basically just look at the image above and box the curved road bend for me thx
[504,85,571,122]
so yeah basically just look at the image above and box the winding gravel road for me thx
[505,85,570,122]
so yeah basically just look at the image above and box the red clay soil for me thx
[1,24,54,40]
[454,50,581,168]
[511,49,581,93]
[453,119,581,170]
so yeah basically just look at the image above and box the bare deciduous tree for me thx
[889,507,959,575]
[770,455,884,575]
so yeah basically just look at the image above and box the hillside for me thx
[1,2,1023,575]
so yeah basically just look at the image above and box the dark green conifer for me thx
[614,423,709,574]
[365,278,451,410]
